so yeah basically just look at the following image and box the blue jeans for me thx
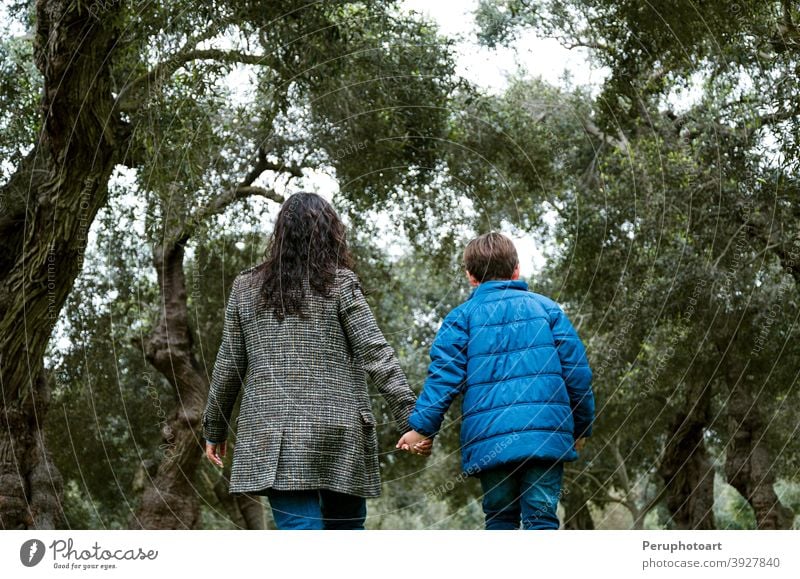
[479,460,564,530]
[266,489,367,530]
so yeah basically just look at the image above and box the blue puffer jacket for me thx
[407,279,594,474]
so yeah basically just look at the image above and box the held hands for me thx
[205,440,227,468]
[396,430,433,456]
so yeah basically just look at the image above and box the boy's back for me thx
[402,232,594,530]
[408,278,594,474]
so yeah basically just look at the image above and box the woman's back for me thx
[202,202,416,500]
[236,266,362,424]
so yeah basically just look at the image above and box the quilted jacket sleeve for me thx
[407,307,469,437]
[202,275,248,443]
[547,302,595,439]
[338,270,416,434]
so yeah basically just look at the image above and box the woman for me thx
[201,192,429,530]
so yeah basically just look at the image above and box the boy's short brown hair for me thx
[463,232,519,281]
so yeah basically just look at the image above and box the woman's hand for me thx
[205,440,227,467]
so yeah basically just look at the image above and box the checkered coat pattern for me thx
[202,266,416,498]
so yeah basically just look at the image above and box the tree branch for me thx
[711,221,748,270]
[259,160,304,179]
[754,107,799,127]
[165,150,290,247]
[178,185,283,244]
[249,147,305,180]
[115,49,275,113]
[769,0,800,54]
[736,203,800,286]
[610,437,631,495]
[583,118,628,150]
[563,39,612,54]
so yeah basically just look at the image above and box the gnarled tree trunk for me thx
[131,240,209,529]
[725,382,794,529]
[128,163,285,529]
[0,1,123,529]
[658,381,716,530]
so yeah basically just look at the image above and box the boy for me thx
[397,232,594,530]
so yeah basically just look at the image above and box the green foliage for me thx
[0,33,39,179]
[715,475,757,530]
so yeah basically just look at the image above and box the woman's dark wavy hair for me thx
[257,192,354,320]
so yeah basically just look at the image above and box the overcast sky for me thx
[403,0,606,91]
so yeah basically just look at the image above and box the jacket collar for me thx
[468,279,529,300]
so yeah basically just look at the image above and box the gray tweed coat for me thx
[201,266,416,498]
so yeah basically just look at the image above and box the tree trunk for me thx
[725,385,794,529]
[131,241,205,528]
[235,492,267,529]
[131,239,265,528]
[658,382,716,530]
[0,0,122,529]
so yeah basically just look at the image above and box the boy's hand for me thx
[574,437,588,452]
[396,430,433,456]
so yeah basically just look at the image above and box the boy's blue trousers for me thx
[479,459,564,530]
